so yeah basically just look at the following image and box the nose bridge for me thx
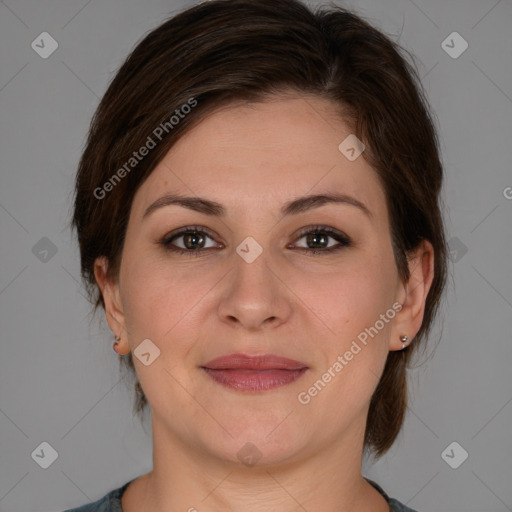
[217,235,291,329]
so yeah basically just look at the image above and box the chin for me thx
[199,421,309,469]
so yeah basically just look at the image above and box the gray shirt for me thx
[62,477,419,511]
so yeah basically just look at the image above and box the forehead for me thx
[131,95,387,226]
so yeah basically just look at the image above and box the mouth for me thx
[200,353,309,392]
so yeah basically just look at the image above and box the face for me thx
[96,94,429,468]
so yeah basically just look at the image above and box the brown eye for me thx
[159,224,351,257]
[160,226,220,256]
[291,226,352,255]
[174,231,208,250]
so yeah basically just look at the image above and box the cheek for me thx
[119,250,213,346]
[298,252,397,409]
[296,263,396,424]
[119,250,174,336]
[304,254,397,336]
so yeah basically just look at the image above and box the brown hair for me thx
[70,0,448,460]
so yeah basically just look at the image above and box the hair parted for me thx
[71,0,448,460]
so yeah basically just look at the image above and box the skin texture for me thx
[95,94,434,512]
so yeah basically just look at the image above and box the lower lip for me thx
[201,368,308,391]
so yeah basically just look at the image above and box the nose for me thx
[216,245,292,331]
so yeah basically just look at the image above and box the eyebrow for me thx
[142,192,372,221]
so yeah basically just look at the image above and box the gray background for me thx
[0,0,511,511]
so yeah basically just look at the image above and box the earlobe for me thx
[113,334,130,356]
[399,335,410,350]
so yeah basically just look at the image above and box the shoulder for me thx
[61,480,134,512]
[388,497,420,512]
[365,477,420,512]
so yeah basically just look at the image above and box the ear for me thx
[94,256,129,352]
[389,239,435,351]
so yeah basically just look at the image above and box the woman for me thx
[66,0,448,510]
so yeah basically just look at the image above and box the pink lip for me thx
[202,353,307,371]
[201,354,309,392]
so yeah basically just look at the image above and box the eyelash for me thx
[159,225,352,257]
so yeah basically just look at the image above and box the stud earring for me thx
[400,335,409,350]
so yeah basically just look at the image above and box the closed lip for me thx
[201,353,308,371]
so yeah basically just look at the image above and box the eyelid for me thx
[291,224,350,242]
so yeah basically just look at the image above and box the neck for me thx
[123,413,389,512]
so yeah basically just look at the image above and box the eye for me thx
[290,225,352,255]
[160,226,221,257]
[159,224,351,257]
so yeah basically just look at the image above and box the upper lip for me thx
[202,353,308,370]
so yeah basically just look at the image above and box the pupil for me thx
[307,233,327,249]
[184,232,204,249]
